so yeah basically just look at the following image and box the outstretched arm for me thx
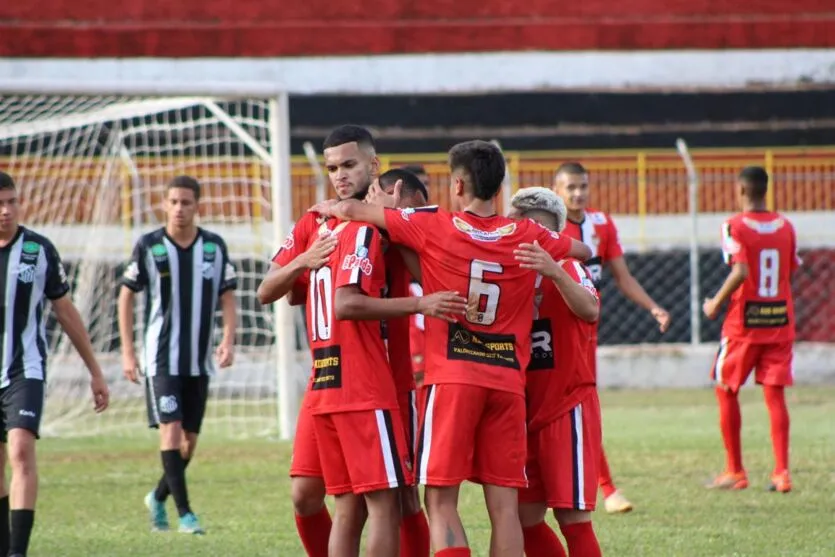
[334,286,467,322]
[609,256,670,332]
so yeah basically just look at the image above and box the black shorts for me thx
[145,375,210,434]
[0,379,45,442]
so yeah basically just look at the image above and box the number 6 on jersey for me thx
[467,259,502,325]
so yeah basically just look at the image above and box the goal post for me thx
[0,81,303,439]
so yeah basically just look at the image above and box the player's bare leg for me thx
[292,475,335,556]
[329,493,366,557]
[519,503,565,557]
[553,509,602,557]
[483,484,523,556]
[400,485,430,557]
[7,429,37,556]
[425,485,469,551]
[363,488,401,557]
[157,421,203,534]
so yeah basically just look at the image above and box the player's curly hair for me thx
[511,187,567,232]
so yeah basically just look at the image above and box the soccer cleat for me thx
[767,470,792,493]
[144,491,169,531]
[604,490,633,513]
[705,471,749,490]
[178,512,206,535]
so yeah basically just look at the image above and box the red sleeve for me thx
[721,219,747,266]
[534,222,572,261]
[789,223,801,272]
[561,259,600,302]
[382,206,436,252]
[603,215,624,261]
[334,224,383,295]
[272,213,315,266]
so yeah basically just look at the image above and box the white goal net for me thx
[0,92,306,438]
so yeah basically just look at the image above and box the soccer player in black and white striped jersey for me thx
[0,172,110,557]
[117,176,238,535]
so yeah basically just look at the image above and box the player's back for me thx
[723,211,799,344]
[407,208,573,395]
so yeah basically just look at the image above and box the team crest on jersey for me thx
[588,212,608,225]
[17,263,35,284]
[452,217,516,242]
[203,242,217,262]
[151,243,168,261]
[743,217,785,234]
[342,254,373,275]
[202,261,214,279]
[22,241,40,255]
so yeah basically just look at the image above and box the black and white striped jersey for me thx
[0,226,70,387]
[122,227,237,378]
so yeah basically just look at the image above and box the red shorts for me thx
[313,409,414,495]
[289,399,321,478]
[711,338,794,394]
[416,384,527,488]
[519,391,602,511]
[398,390,418,465]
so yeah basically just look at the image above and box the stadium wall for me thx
[2,0,834,56]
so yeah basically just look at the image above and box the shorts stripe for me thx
[147,378,160,426]
[572,404,586,511]
[713,338,729,384]
[375,409,405,489]
[416,385,436,485]
[408,390,417,465]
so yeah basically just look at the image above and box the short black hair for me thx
[0,171,15,191]
[168,175,201,200]
[400,164,427,176]
[323,125,376,151]
[448,140,506,201]
[379,169,428,202]
[738,166,768,200]
[555,162,587,176]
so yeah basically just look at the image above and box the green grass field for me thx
[30,387,835,556]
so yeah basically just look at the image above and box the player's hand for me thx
[215,341,235,368]
[298,234,338,270]
[417,291,468,322]
[309,199,339,217]
[122,353,141,384]
[702,297,720,320]
[365,179,400,208]
[90,373,110,413]
[651,306,671,333]
[513,241,560,278]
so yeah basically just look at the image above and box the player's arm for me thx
[216,244,239,367]
[608,256,669,325]
[531,223,592,262]
[703,262,748,320]
[44,243,109,412]
[118,242,149,383]
[257,234,337,305]
[397,246,422,282]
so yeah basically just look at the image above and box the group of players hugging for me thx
[0,117,797,556]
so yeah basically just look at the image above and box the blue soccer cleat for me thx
[178,512,205,535]
[144,491,170,532]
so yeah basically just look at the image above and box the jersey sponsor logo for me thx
[585,256,603,285]
[151,243,168,261]
[17,263,36,284]
[528,318,554,371]
[281,232,295,251]
[57,261,68,284]
[744,300,789,328]
[158,395,178,414]
[22,241,40,255]
[446,322,520,370]
[400,207,416,221]
[203,242,217,262]
[588,212,608,225]
[202,261,215,280]
[311,346,342,390]
[18,409,36,418]
[452,217,516,242]
[123,261,140,282]
[743,217,785,234]
[342,254,373,276]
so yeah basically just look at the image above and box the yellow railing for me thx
[3,146,834,225]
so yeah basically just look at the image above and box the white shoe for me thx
[604,490,633,513]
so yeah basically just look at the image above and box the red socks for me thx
[523,522,566,556]
[560,522,602,557]
[598,448,617,498]
[294,506,332,557]
[401,509,430,557]
[763,385,790,473]
[715,386,744,473]
[435,549,471,556]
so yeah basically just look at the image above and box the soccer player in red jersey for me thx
[509,187,603,557]
[257,125,378,557]
[703,166,800,493]
[553,161,671,514]
[313,140,592,557]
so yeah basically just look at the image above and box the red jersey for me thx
[383,249,417,393]
[561,209,623,287]
[305,221,398,414]
[526,260,598,432]
[720,211,800,344]
[383,206,573,396]
[409,281,426,374]
[272,211,338,298]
